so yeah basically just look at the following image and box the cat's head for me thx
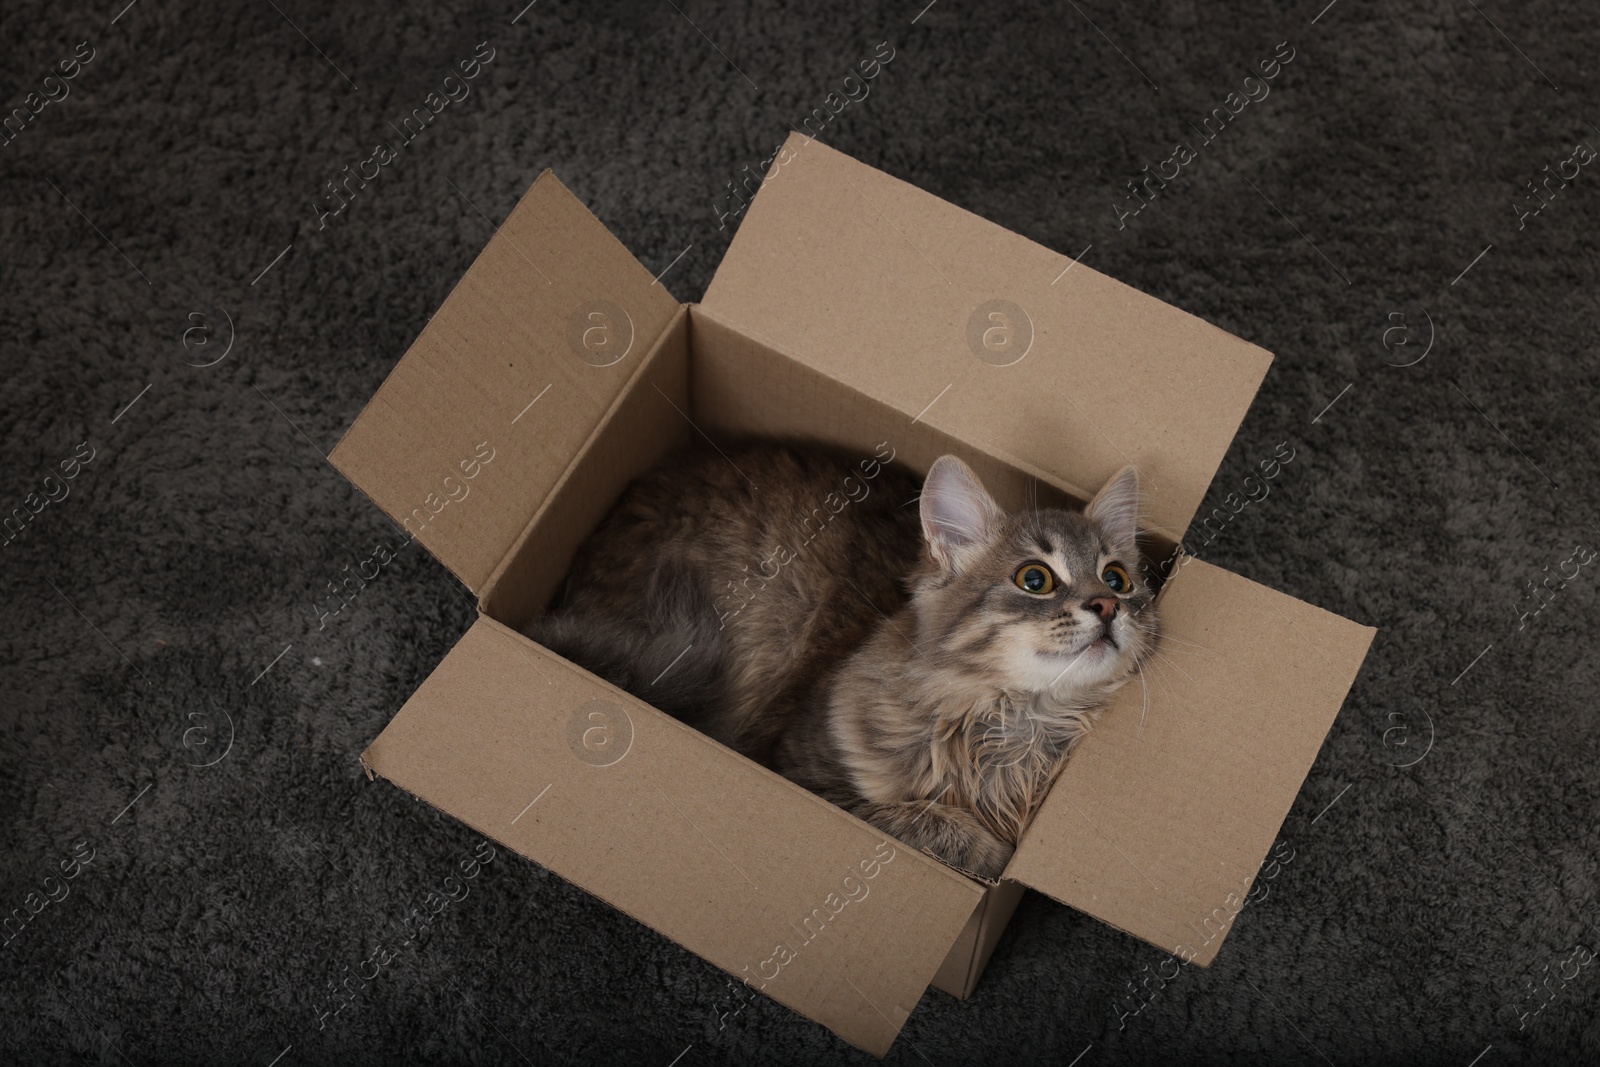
[910,457,1156,697]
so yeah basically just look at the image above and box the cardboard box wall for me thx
[330,134,1375,1057]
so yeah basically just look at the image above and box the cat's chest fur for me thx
[813,641,1101,843]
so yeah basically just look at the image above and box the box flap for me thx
[330,171,680,593]
[1004,560,1374,964]
[701,134,1273,537]
[362,617,984,1056]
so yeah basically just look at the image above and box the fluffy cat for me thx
[525,441,1158,878]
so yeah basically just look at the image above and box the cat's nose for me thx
[1085,597,1118,622]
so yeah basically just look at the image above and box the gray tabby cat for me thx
[526,442,1158,878]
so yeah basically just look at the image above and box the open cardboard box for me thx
[329,133,1375,1057]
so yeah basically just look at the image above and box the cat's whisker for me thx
[1134,649,1191,715]
[1138,637,1204,659]
[1136,662,1151,728]
[1130,614,1229,660]
[1138,642,1197,685]
[1123,618,1204,669]
[1135,635,1206,664]
[1135,627,1212,655]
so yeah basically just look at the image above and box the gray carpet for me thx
[3,0,1598,1062]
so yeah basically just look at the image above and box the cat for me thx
[525,441,1158,879]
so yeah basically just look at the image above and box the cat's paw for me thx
[859,799,1017,880]
[946,833,1015,880]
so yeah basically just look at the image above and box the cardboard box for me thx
[329,133,1375,1057]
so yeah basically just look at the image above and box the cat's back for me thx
[539,440,922,760]
[604,441,917,566]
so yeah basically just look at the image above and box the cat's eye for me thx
[1102,562,1132,593]
[1013,563,1056,594]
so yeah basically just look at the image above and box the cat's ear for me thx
[1086,466,1141,546]
[921,456,1002,571]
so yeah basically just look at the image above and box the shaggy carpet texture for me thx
[3,0,1598,1063]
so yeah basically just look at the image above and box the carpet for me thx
[3,0,1598,1063]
